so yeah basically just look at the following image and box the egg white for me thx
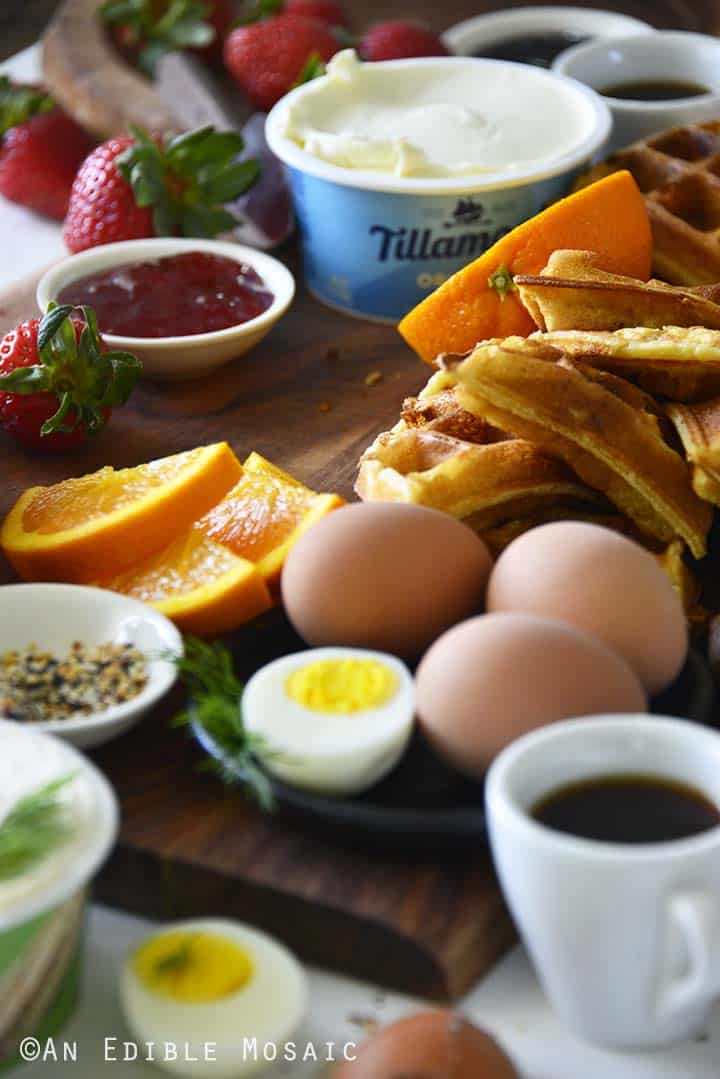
[243,648,415,796]
[120,919,307,1079]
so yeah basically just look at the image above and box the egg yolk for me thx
[133,931,254,1003]
[285,657,397,713]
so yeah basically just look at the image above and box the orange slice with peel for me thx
[1,443,242,583]
[95,528,272,637]
[197,452,344,592]
[398,171,653,364]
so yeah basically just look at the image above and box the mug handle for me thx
[657,891,720,1020]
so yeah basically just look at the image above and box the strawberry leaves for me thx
[0,77,54,139]
[102,0,216,75]
[116,125,260,240]
[0,303,142,439]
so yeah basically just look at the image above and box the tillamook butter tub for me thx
[0,720,117,1068]
[266,50,611,322]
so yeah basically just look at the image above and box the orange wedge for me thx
[1,444,242,583]
[398,171,653,364]
[95,528,272,637]
[197,452,345,592]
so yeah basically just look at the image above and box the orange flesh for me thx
[22,449,208,535]
[101,529,240,603]
[398,171,653,364]
[198,471,326,562]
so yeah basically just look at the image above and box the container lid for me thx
[0,720,118,931]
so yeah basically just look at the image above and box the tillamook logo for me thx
[370,199,509,263]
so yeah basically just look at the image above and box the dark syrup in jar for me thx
[474,31,589,69]
[600,79,711,101]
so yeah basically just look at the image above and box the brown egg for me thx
[282,503,492,659]
[333,1010,519,1079]
[487,522,687,694]
[416,612,647,777]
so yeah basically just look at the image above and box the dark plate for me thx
[192,611,716,852]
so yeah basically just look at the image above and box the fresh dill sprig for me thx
[167,637,275,811]
[152,934,197,977]
[0,774,76,881]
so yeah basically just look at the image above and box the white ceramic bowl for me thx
[554,32,720,151]
[444,6,652,58]
[0,583,182,748]
[36,238,295,381]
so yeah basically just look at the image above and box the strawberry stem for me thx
[0,303,142,440]
[0,77,54,138]
[101,0,217,75]
[117,125,259,240]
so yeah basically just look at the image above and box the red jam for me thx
[58,252,274,338]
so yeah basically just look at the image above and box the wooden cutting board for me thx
[0,262,516,1000]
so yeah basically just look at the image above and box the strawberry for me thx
[0,78,95,221]
[63,125,259,253]
[283,0,347,26]
[224,14,339,111]
[102,0,235,74]
[242,0,348,28]
[0,304,141,452]
[360,20,450,62]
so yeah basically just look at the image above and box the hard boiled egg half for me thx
[243,648,415,796]
[120,918,307,1079]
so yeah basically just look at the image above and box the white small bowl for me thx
[444,7,652,59]
[0,583,182,749]
[37,238,295,381]
[554,32,720,151]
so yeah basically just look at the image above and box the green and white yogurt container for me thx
[0,720,118,1069]
[266,49,611,322]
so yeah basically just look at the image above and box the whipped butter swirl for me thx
[282,50,595,180]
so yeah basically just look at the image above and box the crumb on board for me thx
[319,401,332,412]
[346,1013,380,1034]
[365,371,383,387]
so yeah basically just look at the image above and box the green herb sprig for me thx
[0,775,76,882]
[152,933,197,977]
[168,637,275,811]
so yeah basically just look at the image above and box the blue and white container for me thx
[266,53,611,323]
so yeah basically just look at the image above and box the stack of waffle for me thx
[577,121,720,286]
[357,250,720,618]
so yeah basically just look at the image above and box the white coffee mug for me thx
[486,714,720,1049]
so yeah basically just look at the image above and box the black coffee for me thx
[532,774,720,844]
[474,32,588,69]
[601,80,710,101]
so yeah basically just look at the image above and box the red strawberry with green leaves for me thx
[360,20,450,62]
[0,77,95,221]
[63,124,259,253]
[102,0,235,74]
[0,304,141,452]
[224,14,340,111]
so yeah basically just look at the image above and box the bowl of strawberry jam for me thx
[37,239,295,380]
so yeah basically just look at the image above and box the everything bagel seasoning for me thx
[0,641,148,722]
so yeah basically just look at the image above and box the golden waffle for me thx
[656,539,703,623]
[356,371,605,530]
[445,339,712,558]
[515,249,720,333]
[666,397,720,505]
[579,122,720,285]
[532,326,720,403]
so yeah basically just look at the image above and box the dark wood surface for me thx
[1,0,718,999]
